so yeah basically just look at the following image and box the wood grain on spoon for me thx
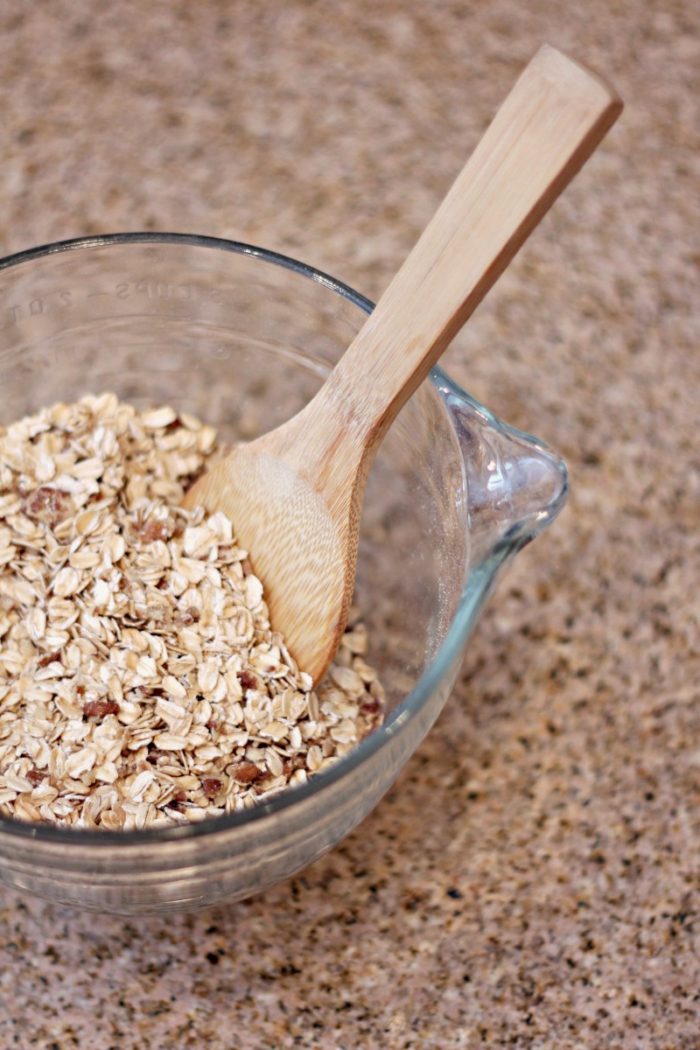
[184,44,623,682]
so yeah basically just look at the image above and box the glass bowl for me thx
[0,234,567,914]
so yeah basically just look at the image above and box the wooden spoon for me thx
[184,44,622,681]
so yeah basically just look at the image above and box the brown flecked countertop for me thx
[0,1,698,1047]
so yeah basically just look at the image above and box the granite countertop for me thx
[0,1,698,1047]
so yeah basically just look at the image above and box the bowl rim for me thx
[0,231,502,847]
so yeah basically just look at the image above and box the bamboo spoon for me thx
[184,44,622,681]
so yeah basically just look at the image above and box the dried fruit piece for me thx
[37,650,62,668]
[238,670,258,691]
[83,699,120,719]
[22,487,71,527]
[230,761,262,785]
[138,519,171,544]
[202,778,222,798]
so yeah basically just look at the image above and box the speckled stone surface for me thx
[0,1,698,1047]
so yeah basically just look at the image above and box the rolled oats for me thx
[0,394,385,829]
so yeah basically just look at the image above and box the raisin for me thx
[83,699,120,719]
[238,670,258,691]
[22,487,71,527]
[360,699,382,716]
[138,519,171,543]
[231,761,261,784]
[202,778,222,798]
[37,650,62,668]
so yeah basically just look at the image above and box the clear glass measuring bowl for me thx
[0,234,567,914]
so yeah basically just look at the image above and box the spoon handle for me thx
[321,44,622,453]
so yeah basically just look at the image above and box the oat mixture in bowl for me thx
[0,393,384,829]
[0,234,566,912]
